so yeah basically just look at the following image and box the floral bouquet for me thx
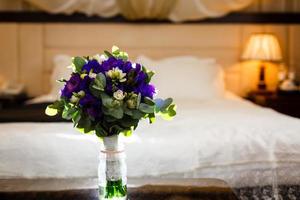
[46,46,176,199]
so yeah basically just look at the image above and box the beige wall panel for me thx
[261,0,286,12]
[264,25,288,63]
[45,24,241,49]
[19,24,44,96]
[289,25,300,80]
[0,23,18,85]
[0,0,23,11]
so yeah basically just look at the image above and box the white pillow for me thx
[135,55,225,100]
[50,54,72,98]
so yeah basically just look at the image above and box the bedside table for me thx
[0,93,28,109]
[247,91,300,118]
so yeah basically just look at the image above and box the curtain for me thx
[117,0,177,20]
[170,0,254,21]
[25,0,254,21]
[26,0,119,17]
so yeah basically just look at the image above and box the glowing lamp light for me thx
[242,33,282,90]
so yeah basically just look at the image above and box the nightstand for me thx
[0,93,28,109]
[246,91,300,118]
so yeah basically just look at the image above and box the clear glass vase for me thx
[98,135,127,200]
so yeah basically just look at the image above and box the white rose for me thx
[113,90,125,100]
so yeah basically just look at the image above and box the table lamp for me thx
[241,33,283,90]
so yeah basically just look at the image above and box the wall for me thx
[0,23,299,97]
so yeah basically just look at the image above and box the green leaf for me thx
[92,73,106,91]
[132,109,146,119]
[104,50,114,58]
[72,56,86,72]
[120,117,139,129]
[109,125,123,135]
[101,93,114,108]
[160,104,177,120]
[123,106,133,116]
[95,123,108,137]
[62,105,77,120]
[144,97,155,106]
[77,115,92,133]
[137,93,141,107]
[154,98,173,112]
[161,98,173,111]
[146,71,155,83]
[148,113,156,123]
[72,110,81,125]
[112,46,120,54]
[103,106,124,119]
[139,103,154,114]
[105,115,117,122]
[123,129,132,137]
[45,106,58,116]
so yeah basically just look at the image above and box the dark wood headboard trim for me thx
[0,11,300,24]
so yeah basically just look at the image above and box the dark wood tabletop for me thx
[0,178,238,200]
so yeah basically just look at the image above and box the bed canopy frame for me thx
[0,12,300,24]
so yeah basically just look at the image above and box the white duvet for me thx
[1,95,300,188]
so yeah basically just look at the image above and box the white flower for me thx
[113,90,125,100]
[92,54,106,63]
[70,95,79,103]
[106,67,126,82]
[78,90,85,97]
[89,71,97,79]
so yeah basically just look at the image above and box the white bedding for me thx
[1,95,300,189]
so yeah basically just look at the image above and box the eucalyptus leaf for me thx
[72,56,86,72]
[139,103,154,114]
[146,71,155,83]
[45,106,58,116]
[62,105,77,120]
[104,50,114,58]
[132,109,146,119]
[144,97,155,106]
[123,129,132,137]
[106,106,124,119]
[160,98,173,111]
[72,110,81,125]
[148,113,156,124]
[95,123,108,137]
[92,73,106,91]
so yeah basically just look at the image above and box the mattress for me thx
[0,96,300,198]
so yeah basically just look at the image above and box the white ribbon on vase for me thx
[25,0,254,21]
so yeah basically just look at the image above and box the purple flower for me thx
[82,60,101,73]
[79,75,92,91]
[79,93,102,118]
[136,83,156,99]
[121,61,133,73]
[101,57,124,72]
[61,74,81,98]
[135,71,147,85]
[86,106,101,118]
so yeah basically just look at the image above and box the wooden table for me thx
[0,178,238,200]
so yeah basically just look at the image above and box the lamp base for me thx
[258,82,267,90]
[257,63,267,91]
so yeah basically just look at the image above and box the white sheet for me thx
[1,95,300,188]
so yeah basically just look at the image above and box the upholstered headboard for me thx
[1,23,295,97]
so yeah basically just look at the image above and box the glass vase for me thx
[98,135,127,200]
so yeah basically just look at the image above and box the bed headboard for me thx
[1,23,296,97]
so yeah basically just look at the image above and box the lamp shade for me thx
[241,33,282,62]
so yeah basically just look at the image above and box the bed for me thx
[1,54,300,200]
